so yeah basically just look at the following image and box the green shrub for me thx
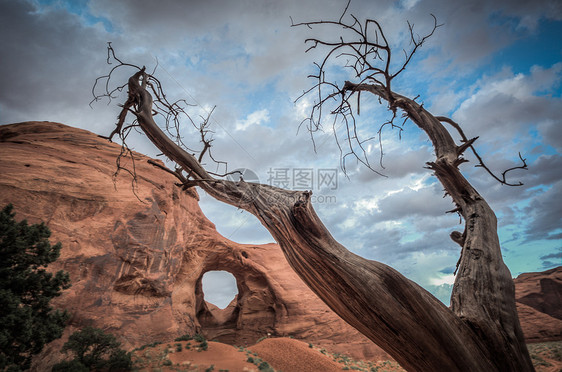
[105,349,133,370]
[531,354,551,367]
[0,205,71,371]
[52,327,132,371]
[200,340,208,351]
[175,334,193,342]
[137,341,162,351]
[51,359,89,372]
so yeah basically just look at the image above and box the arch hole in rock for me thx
[201,270,238,309]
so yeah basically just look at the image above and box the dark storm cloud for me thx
[354,222,459,263]
[540,250,562,269]
[88,0,336,88]
[452,65,562,147]
[523,181,562,241]
[83,0,562,102]
[462,153,562,246]
[466,154,562,211]
[355,146,434,182]
[524,154,562,188]
[403,0,562,69]
[0,0,114,129]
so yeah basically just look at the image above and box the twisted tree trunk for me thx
[119,69,533,371]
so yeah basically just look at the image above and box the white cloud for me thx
[202,270,238,309]
[353,198,381,215]
[430,274,456,286]
[235,109,270,131]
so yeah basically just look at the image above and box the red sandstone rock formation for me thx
[514,267,562,342]
[0,122,387,368]
[1,122,559,369]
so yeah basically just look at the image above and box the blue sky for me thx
[0,0,560,306]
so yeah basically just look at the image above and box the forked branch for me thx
[436,116,528,186]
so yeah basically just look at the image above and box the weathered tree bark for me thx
[115,69,534,371]
[341,82,533,371]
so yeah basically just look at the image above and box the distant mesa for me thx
[514,266,562,342]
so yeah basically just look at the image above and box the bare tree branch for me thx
[293,3,441,177]
[91,43,231,189]
[436,116,528,186]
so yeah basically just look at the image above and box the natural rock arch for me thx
[193,265,277,345]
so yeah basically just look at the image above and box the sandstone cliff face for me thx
[514,267,562,342]
[0,122,386,367]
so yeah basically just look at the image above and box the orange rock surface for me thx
[164,341,258,371]
[0,122,386,369]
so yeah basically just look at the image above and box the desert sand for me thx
[133,337,407,371]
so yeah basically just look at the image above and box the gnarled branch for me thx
[94,6,532,369]
[101,68,498,371]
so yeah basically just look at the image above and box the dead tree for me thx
[93,6,533,371]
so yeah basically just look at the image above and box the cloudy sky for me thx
[1,0,561,306]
